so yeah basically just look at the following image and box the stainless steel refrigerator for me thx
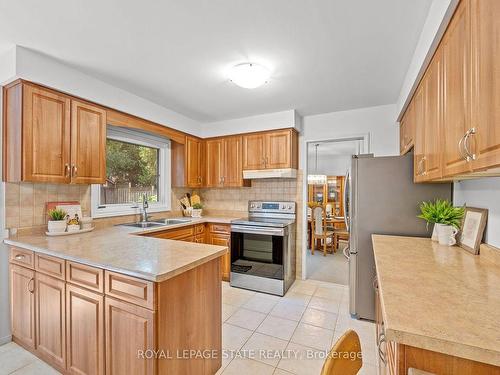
[345,152,452,321]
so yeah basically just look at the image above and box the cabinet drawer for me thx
[105,271,156,310]
[35,253,65,280]
[153,226,194,240]
[194,224,205,234]
[67,261,104,293]
[209,223,230,234]
[194,234,205,243]
[10,247,35,269]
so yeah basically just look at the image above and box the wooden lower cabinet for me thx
[35,272,66,371]
[10,264,36,350]
[207,224,231,281]
[66,284,104,375]
[105,297,156,375]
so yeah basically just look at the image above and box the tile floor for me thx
[0,279,377,375]
[306,244,349,285]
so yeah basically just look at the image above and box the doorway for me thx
[305,137,365,285]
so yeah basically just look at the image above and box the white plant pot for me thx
[431,224,439,241]
[437,224,458,246]
[48,220,67,233]
[191,209,203,218]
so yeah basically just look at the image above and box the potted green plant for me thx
[47,208,68,233]
[418,200,464,244]
[191,203,203,218]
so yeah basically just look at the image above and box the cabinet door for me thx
[66,284,105,375]
[242,134,266,170]
[70,100,106,184]
[400,103,415,155]
[210,234,230,281]
[36,273,66,371]
[471,0,500,171]
[10,264,36,349]
[186,136,203,187]
[206,139,224,187]
[413,85,426,182]
[442,0,473,177]
[105,297,156,375]
[224,136,244,186]
[22,84,71,183]
[265,130,292,169]
[421,51,443,181]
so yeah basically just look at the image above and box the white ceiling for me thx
[0,0,432,122]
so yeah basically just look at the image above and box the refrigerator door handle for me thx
[349,252,357,315]
[343,170,350,231]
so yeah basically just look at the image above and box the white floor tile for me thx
[313,285,344,302]
[0,343,38,375]
[242,332,289,367]
[270,300,307,321]
[282,292,312,307]
[257,316,299,341]
[276,342,326,375]
[223,323,253,351]
[227,308,267,331]
[223,288,256,307]
[243,294,280,314]
[10,359,61,375]
[290,323,334,351]
[223,303,239,321]
[308,296,340,313]
[222,358,275,375]
[288,281,318,296]
[273,369,294,375]
[300,308,337,330]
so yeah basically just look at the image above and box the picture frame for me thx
[458,207,488,255]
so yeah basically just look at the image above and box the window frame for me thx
[91,126,171,218]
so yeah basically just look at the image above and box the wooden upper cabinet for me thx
[224,136,246,187]
[70,100,106,184]
[22,84,72,183]
[420,50,443,182]
[186,136,204,187]
[414,85,426,183]
[442,0,473,177]
[10,264,36,350]
[243,129,298,170]
[206,139,224,187]
[470,0,500,171]
[3,82,106,184]
[243,133,266,170]
[399,102,415,155]
[265,130,292,169]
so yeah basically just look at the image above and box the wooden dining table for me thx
[307,216,346,250]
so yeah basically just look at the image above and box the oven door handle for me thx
[231,225,286,236]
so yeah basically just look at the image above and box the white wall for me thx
[308,154,352,177]
[200,110,301,138]
[396,0,458,119]
[454,178,500,248]
[6,46,201,136]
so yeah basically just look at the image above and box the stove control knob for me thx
[250,203,255,208]
[287,205,293,210]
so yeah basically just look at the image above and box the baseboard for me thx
[0,334,12,345]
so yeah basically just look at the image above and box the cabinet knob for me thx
[71,164,78,177]
[64,164,70,178]
[14,254,25,260]
[28,278,34,293]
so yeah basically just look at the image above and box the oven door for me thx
[231,225,286,280]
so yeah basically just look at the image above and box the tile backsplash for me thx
[5,183,91,229]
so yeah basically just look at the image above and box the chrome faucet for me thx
[141,193,149,222]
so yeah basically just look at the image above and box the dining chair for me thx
[311,204,334,256]
[320,329,362,375]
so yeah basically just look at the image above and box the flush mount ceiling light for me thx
[228,63,271,89]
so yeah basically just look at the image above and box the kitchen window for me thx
[91,126,171,218]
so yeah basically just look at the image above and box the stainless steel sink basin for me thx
[119,221,165,228]
[156,218,192,225]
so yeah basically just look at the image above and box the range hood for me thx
[243,168,297,179]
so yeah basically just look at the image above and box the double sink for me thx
[119,218,192,229]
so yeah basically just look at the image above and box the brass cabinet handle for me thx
[421,157,427,176]
[28,278,34,293]
[64,163,70,178]
[378,332,387,364]
[463,128,477,161]
[14,254,25,261]
[71,164,78,177]
[416,157,424,176]
[458,134,467,160]
[262,157,266,167]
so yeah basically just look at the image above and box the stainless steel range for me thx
[230,200,296,296]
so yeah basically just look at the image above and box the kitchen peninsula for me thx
[5,223,229,375]
[372,235,500,374]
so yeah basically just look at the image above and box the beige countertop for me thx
[372,235,500,366]
[5,216,241,282]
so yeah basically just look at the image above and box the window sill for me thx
[91,205,171,219]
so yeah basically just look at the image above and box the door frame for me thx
[301,133,370,281]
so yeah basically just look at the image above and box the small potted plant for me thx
[47,208,67,233]
[191,203,203,218]
[418,199,464,243]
